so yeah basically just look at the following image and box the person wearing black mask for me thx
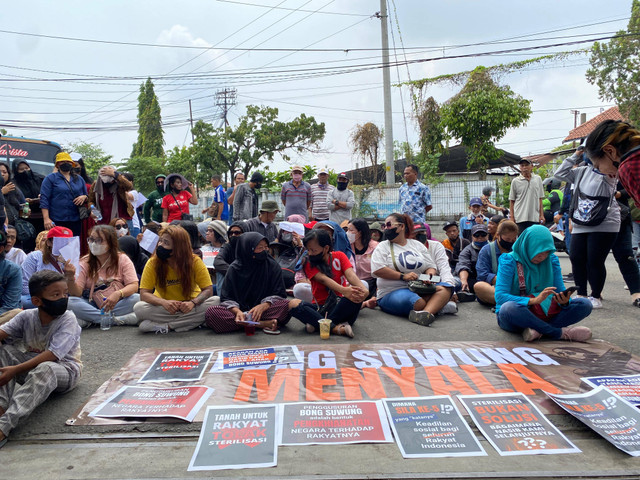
[134,225,219,333]
[144,174,167,224]
[205,232,291,334]
[12,160,45,248]
[214,222,245,295]
[455,224,490,297]
[474,220,519,307]
[232,172,263,221]
[289,229,367,338]
[327,172,354,225]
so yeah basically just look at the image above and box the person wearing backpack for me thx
[474,220,519,306]
[553,149,619,309]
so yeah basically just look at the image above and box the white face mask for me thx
[346,232,357,244]
[100,174,114,184]
[116,228,128,238]
[89,243,108,256]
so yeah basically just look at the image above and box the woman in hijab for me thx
[118,235,149,280]
[495,225,593,342]
[0,162,27,226]
[213,221,244,294]
[205,232,290,334]
[12,160,45,248]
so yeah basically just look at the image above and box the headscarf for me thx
[221,232,286,311]
[287,214,305,224]
[509,224,557,314]
[118,236,149,277]
[315,220,354,259]
[12,160,44,200]
[93,165,119,220]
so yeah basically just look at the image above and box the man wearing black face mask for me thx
[0,270,82,448]
[327,172,354,225]
[233,172,263,221]
[474,220,519,307]
[144,174,167,224]
[455,224,490,296]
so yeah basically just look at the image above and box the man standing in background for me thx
[226,172,245,225]
[309,167,333,221]
[143,174,166,224]
[205,174,228,222]
[509,158,545,233]
[327,172,355,225]
[399,164,432,224]
[233,172,262,222]
[281,165,311,221]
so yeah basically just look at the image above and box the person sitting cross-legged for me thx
[495,224,593,342]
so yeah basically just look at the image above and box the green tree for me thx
[587,0,640,125]
[192,105,325,179]
[117,156,166,195]
[131,78,165,158]
[67,141,112,179]
[440,66,532,176]
[349,122,383,184]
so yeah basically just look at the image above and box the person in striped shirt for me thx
[309,168,334,221]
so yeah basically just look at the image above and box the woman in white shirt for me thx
[371,213,455,326]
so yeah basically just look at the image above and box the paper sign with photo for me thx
[140,229,159,253]
[58,238,81,278]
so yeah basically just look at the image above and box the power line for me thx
[214,0,371,17]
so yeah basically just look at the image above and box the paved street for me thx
[2,253,640,479]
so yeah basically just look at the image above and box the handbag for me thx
[171,192,193,221]
[89,279,125,309]
[389,242,437,296]
[62,176,90,220]
[568,169,610,226]
[515,262,562,321]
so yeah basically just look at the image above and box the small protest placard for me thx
[188,405,278,471]
[211,346,302,372]
[383,396,486,458]
[89,386,213,422]
[139,229,159,253]
[280,401,392,446]
[200,245,219,268]
[138,351,213,383]
[547,386,640,456]
[459,393,580,456]
[581,374,640,406]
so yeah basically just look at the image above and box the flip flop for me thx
[263,328,280,335]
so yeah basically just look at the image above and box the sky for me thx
[0,0,633,176]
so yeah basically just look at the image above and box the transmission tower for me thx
[215,88,237,128]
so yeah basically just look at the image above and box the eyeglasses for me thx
[206,228,215,233]
[229,231,242,236]
[115,225,127,230]
[472,232,488,238]
[381,222,402,229]
[87,237,104,245]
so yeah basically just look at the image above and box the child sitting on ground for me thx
[0,270,82,448]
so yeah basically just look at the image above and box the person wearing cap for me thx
[327,172,355,225]
[487,214,504,242]
[459,197,489,241]
[20,226,74,309]
[233,172,263,222]
[309,168,334,221]
[480,186,504,216]
[281,166,312,222]
[399,164,432,224]
[226,172,245,225]
[441,220,470,271]
[0,229,23,326]
[412,222,432,246]
[509,158,545,233]
[144,174,167,224]
[40,152,89,237]
[242,200,280,243]
[369,221,383,242]
[455,224,490,295]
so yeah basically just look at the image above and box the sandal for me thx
[633,298,640,308]
[263,328,280,335]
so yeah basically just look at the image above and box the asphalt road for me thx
[2,253,640,479]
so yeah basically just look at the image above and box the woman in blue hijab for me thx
[494,225,593,342]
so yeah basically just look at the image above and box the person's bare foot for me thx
[333,322,354,338]
[259,319,278,332]
[361,297,377,310]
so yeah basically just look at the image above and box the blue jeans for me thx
[562,213,571,255]
[68,294,140,324]
[377,288,422,317]
[497,298,592,339]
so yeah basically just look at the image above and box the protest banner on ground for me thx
[89,386,213,422]
[211,345,302,371]
[383,396,486,458]
[459,393,580,456]
[188,405,278,471]
[547,386,640,456]
[581,374,640,406]
[138,351,213,383]
[279,401,392,445]
[68,340,640,426]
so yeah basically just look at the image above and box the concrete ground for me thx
[2,253,640,479]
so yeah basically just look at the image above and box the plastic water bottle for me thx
[90,205,102,221]
[100,297,111,331]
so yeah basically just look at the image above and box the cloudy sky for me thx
[1,0,632,175]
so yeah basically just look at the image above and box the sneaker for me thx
[437,301,458,315]
[588,296,603,309]
[561,326,592,342]
[457,291,476,303]
[113,313,139,326]
[408,310,436,327]
[522,328,542,342]
[562,273,574,283]
[139,320,169,334]
[77,318,92,329]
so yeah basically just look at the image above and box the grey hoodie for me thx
[553,153,620,234]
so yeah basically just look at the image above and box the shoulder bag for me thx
[390,242,436,296]
[62,176,90,220]
[568,168,610,226]
[171,192,193,221]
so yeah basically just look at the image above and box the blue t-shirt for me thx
[213,185,229,221]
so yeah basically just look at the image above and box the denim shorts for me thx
[377,288,422,317]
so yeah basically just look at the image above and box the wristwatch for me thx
[400,273,405,281]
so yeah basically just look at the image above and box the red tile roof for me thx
[564,106,626,142]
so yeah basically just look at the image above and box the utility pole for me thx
[188,99,195,144]
[215,88,237,128]
[570,109,579,148]
[377,2,395,185]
